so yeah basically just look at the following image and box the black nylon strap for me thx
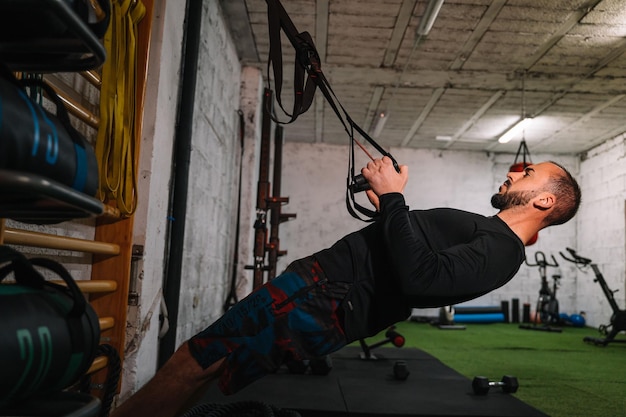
[266,0,317,123]
[0,245,45,289]
[265,0,399,221]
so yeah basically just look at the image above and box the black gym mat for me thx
[198,346,549,417]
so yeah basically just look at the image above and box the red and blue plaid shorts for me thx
[188,257,350,394]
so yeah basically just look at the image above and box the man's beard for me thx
[491,190,538,210]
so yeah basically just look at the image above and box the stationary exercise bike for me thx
[560,247,626,346]
[519,251,563,332]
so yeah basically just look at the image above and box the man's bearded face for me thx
[491,190,538,210]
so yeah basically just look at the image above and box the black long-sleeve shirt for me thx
[314,193,525,342]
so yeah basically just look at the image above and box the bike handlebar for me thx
[559,247,592,265]
[525,250,559,268]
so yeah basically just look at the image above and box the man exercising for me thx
[111,158,581,417]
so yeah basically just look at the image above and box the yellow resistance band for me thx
[96,0,145,216]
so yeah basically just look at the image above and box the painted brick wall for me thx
[117,0,245,400]
[176,0,243,343]
[576,135,626,329]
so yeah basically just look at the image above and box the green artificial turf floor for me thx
[360,321,626,417]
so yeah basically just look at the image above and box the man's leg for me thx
[111,257,348,417]
[111,274,290,417]
[110,342,224,417]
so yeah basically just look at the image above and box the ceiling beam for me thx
[315,0,329,60]
[522,0,604,71]
[449,0,507,71]
[383,0,418,67]
[313,66,626,94]
[582,123,626,156]
[532,94,626,152]
[219,0,258,63]
[478,0,606,154]
[527,38,626,119]
[444,90,506,149]
[401,87,445,147]
[363,86,385,132]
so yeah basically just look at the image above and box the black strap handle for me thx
[0,245,44,289]
[0,245,86,317]
[29,257,87,317]
[266,0,318,124]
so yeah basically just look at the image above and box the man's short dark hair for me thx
[543,161,581,226]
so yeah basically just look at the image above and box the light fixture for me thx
[498,117,532,144]
[371,111,388,138]
[416,0,445,36]
[371,0,443,142]
[498,70,531,144]
[374,0,442,145]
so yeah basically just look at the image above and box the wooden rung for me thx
[3,228,120,255]
[87,356,108,374]
[51,279,118,293]
[80,70,102,88]
[57,90,100,129]
[99,316,115,331]
[43,76,99,129]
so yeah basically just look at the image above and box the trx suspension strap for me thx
[265,0,399,222]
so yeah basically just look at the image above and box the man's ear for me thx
[533,192,555,210]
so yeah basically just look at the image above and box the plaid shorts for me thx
[188,257,350,394]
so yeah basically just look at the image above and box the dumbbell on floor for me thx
[393,360,410,381]
[472,375,519,395]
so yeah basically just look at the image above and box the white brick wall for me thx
[177,0,242,342]
[120,0,245,401]
[576,135,626,329]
